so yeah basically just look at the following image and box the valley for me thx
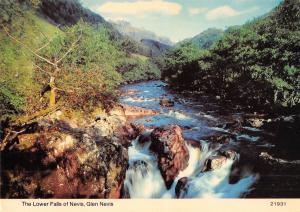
[0,0,299,199]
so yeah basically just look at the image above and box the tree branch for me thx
[56,30,83,64]
[1,24,57,67]
[35,36,55,53]
[0,129,26,151]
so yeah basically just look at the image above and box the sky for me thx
[81,0,283,42]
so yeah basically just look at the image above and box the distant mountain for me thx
[141,39,171,57]
[179,28,224,49]
[39,0,107,26]
[111,20,173,46]
[39,0,162,57]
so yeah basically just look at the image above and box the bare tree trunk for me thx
[49,76,56,107]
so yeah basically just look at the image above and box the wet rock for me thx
[186,139,201,149]
[150,125,189,188]
[246,118,265,128]
[219,149,238,160]
[217,120,242,131]
[183,126,193,130]
[138,134,151,144]
[127,123,145,139]
[228,147,259,184]
[203,156,227,171]
[175,177,189,198]
[159,99,175,107]
[121,89,139,96]
[122,104,158,120]
[115,123,146,147]
[203,134,233,144]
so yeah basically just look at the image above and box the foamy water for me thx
[121,81,259,199]
[124,138,257,199]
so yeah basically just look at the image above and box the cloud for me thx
[206,6,239,20]
[188,7,208,15]
[205,5,259,21]
[95,0,182,16]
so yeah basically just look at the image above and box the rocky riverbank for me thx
[1,81,299,198]
[0,104,157,198]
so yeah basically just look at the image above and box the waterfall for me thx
[121,81,258,199]
[124,138,257,199]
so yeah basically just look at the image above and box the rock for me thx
[121,89,139,96]
[138,134,151,144]
[16,134,39,150]
[247,118,265,128]
[92,108,127,139]
[159,99,175,107]
[175,177,189,198]
[203,156,227,171]
[186,139,201,149]
[116,123,145,146]
[150,125,189,188]
[122,104,158,120]
[1,110,129,199]
[203,134,233,144]
[228,147,259,184]
[219,149,238,160]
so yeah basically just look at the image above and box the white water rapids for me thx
[124,136,257,198]
[121,81,259,199]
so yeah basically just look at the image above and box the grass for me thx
[131,53,149,62]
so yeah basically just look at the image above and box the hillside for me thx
[141,39,171,57]
[112,20,173,45]
[0,0,161,122]
[162,0,300,112]
[112,20,172,57]
[179,28,224,49]
[39,0,106,25]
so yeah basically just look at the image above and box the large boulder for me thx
[115,123,145,147]
[1,110,129,199]
[150,125,189,188]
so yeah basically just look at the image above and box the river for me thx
[118,81,276,198]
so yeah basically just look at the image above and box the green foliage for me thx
[0,1,161,119]
[0,85,25,119]
[162,0,300,110]
[161,43,204,82]
[119,57,161,83]
[179,28,224,49]
[0,10,59,119]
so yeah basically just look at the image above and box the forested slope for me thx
[162,0,300,112]
[0,0,160,123]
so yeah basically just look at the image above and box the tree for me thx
[1,24,82,108]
